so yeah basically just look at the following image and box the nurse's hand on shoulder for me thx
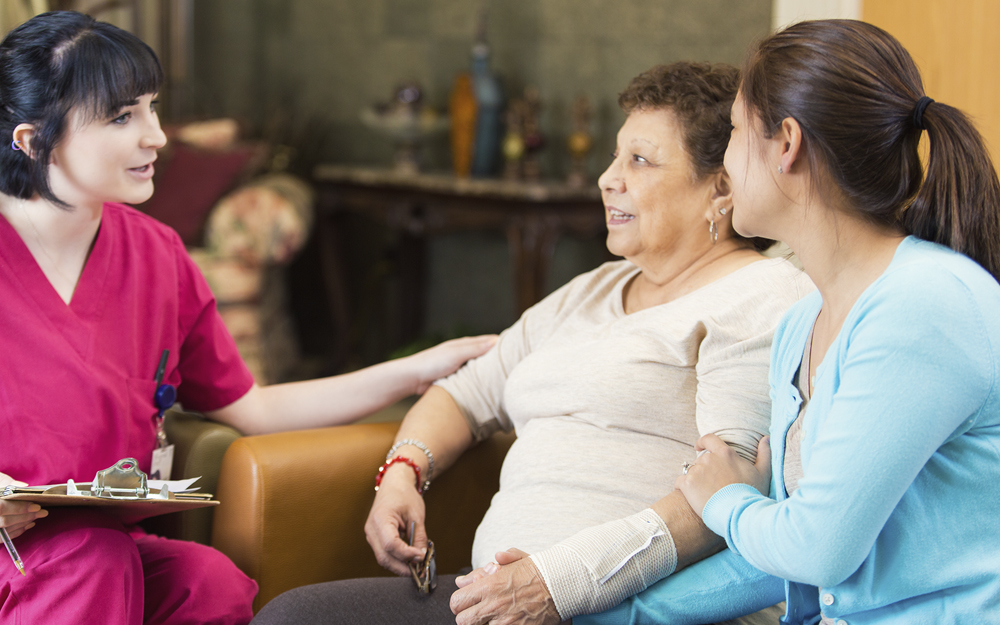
[676,434,772,517]
[403,335,497,395]
[451,548,564,625]
[0,472,48,539]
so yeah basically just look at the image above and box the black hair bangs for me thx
[56,25,163,123]
[0,11,165,206]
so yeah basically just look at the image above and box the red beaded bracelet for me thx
[374,456,424,494]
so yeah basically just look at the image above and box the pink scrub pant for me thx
[0,509,257,624]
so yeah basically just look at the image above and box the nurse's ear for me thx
[12,124,36,158]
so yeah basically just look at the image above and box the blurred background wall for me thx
[13,1,994,375]
[185,0,772,366]
[190,0,770,176]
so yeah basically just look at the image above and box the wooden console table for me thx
[312,165,607,359]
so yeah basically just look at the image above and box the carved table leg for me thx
[506,214,562,315]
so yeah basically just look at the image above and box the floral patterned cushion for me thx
[203,174,314,267]
[189,173,314,384]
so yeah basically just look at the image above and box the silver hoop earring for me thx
[709,220,718,245]
[10,140,20,151]
[777,165,784,174]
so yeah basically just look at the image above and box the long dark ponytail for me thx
[740,19,1000,281]
[902,101,1000,279]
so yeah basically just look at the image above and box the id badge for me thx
[150,444,175,481]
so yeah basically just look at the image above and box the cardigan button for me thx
[821,593,835,606]
[836,620,848,625]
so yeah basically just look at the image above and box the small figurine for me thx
[502,99,526,180]
[566,94,593,188]
[520,86,544,181]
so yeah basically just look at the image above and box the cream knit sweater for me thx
[436,257,812,612]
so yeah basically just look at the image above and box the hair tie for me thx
[913,96,934,130]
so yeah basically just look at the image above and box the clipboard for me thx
[0,458,219,525]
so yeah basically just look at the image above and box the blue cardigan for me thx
[699,237,1000,624]
[582,237,1000,625]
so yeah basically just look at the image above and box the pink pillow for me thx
[136,143,263,245]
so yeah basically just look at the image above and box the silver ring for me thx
[682,462,692,475]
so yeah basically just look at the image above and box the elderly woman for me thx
[252,62,812,625]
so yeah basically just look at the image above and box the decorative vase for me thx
[470,39,503,177]
[449,73,477,178]
[360,82,447,175]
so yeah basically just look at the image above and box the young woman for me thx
[0,12,493,625]
[674,20,1000,625]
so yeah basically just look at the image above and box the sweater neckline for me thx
[614,256,781,317]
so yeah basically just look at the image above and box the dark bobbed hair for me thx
[619,62,774,252]
[741,19,1000,281]
[0,11,163,206]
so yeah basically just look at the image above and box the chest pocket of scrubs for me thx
[0,375,22,419]
[125,377,161,468]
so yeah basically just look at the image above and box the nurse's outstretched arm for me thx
[206,334,495,435]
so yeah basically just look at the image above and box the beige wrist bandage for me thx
[530,508,677,620]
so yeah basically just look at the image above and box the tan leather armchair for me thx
[148,409,513,613]
[210,422,515,613]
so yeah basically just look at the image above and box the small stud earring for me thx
[719,207,728,215]
[777,165,784,174]
[11,140,20,151]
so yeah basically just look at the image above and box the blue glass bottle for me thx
[470,39,503,177]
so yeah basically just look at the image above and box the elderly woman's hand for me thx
[451,548,564,625]
[0,472,47,540]
[403,335,497,395]
[676,434,772,517]
[454,559,501,589]
[364,468,428,576]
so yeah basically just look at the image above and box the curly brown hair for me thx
[619,62,739,180]
[618,62,772,251]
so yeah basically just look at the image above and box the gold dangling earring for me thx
[709,219,718,245]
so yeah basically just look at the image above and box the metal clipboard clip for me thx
[1,461,215,527]
[90,458,150,499]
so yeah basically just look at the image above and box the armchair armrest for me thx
[211,421,514,613]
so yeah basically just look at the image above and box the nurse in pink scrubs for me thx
[0,11,493,625]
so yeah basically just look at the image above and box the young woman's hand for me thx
[676,434,771,517]
[404,335,497,395]
[0,472,47,539]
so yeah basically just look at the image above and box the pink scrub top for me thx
[0,202,253,486]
